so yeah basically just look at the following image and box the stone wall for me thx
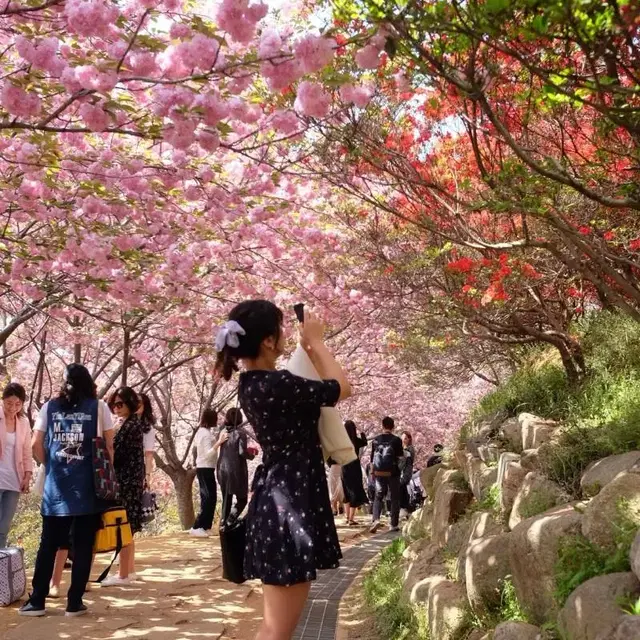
[400,413,640,639]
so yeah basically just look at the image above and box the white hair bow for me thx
[214,320,246,352]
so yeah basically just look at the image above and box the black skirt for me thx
[341,460,368,508]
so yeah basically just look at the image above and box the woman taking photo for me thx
[20,364,113,617]
[191,408,227,537]
[215,299,351,640]
[0,383,32,547]
[101,386,146,587]
[341,420,368,526]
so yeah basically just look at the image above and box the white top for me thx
[0,432,20,492]
[143,427,155,453]
[194,428,218,469]
[35,400,114,433]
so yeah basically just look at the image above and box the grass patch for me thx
[469,484,500,514]
[363,538,429,639]
[519,488,559,520]
[466,576,529,632]
[472,312,640,495]
[554,500,638,606]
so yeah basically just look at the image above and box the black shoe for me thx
[65,603,88,617]
[19,601,46,617]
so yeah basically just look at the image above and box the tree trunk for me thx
[122,326,130,386]
[172,468,197,530]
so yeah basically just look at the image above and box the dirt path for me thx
[0,522,370,640]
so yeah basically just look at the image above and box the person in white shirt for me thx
[190,409,227,537]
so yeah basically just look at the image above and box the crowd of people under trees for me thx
[0,299,445,640]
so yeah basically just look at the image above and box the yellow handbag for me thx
[94,507,133,583]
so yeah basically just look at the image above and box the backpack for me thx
[0,547,26,606]
[373,438,396,474]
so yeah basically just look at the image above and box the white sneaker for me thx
[369,520,382,534]
[400,508,408,520]
[189,528,209,538]
[129,573,139,582]
[100,575,131,587]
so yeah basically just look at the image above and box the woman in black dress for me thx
[102,386,147,587]
[215,300,351,640]
[341,420,368,525]
[217,407,255,526]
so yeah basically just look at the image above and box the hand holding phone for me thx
[293,303,304,323]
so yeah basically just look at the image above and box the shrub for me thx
[519,488,559,520]
[363,538,428,639]
[472,312,640,496]
[554,500,638,606]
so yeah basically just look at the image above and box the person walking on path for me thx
[341,420,368,526]
[217,407,255,527]
[0,382,33,548]
[191,408,227,537]
[399,431,416,519]
[214,299,352,640]
[101,387,146,587]
[20,364,113,618]
[369,416,404,533]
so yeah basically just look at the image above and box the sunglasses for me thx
[110,401,124,410]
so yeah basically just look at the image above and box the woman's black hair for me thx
[138,392,154,433]
[434,443,444,453]
[224,407,243,428]
[214,300,284,381]
[3,382,26,416]
[58,363,96,410]
[402,430,413,445]
[138,393,155,422]
[200,408,218,430]
[344,420,358,448]
[108,386,139,415]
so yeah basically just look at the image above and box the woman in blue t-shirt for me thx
[20,364,114,619]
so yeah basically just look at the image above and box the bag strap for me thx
[95,519,123,584]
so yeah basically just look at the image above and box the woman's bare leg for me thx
[255,582,311,640]
[50,549,68,588]
[118,544,132,579]
[128,540,135,575]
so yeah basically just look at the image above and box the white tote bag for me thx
[286,345,356,466]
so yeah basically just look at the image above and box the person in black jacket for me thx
[427,443,444,467]
[341,420,368,525]
[217,407,255,527]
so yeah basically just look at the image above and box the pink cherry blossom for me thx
[79,103,110,131]
[271,110,301,135]
[294,81,331,118]
[259,28,283,59]
[64,0,120,37]
[261,58,304,91]
[294,34,335,74]
[340,83,375,108]
[355,44,381,70]
[0,83,41,118]
[197,129,220,152]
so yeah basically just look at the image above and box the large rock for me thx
[427,579,469,640]
[493,621,542,640]
[582,471,640,551]
[465,532,512,615]
[455,511,504,583]
[508,502,583,623]
[477,444,501,465]
[630,530,640,581]
[432,477,473,547]
[403,506,428,540]
[509,472,569,530]
[521,448,541,472]
[598,615,640,640]
[420,463,445,499]
[429,467,459,501]
[466,631,491,640]
[403,538,446,601]
[581,452,640,497]
[467,456,498,501]
[500,418,523,453]
[500,460,528,516]
[443,519,472,556]
[519,413,558,450]
[497,452,520,488]
[558,572,640,640]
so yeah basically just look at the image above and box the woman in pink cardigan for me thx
[0,383,33,547]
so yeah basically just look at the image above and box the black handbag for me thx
[219,516,247,584]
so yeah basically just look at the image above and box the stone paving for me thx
[292,531,397,640]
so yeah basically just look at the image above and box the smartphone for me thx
[293,303,305,323]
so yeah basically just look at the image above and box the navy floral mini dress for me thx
[239,369,342,586]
